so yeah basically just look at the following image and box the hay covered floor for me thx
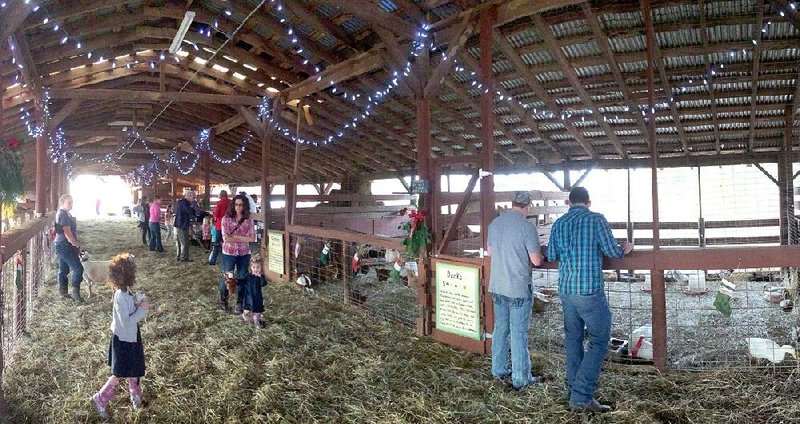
[4,219,800,423]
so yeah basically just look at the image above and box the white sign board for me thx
[268,231,284,275]
[435,261,481,340]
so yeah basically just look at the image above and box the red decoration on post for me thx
[7,136,20,150]
[407,209,426,238]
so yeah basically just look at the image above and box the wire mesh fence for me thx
[288,231,421,328]
[1,224,52,367]
[529,266,800,370]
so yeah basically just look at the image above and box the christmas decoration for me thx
[398,209,430,258]
[713,278,735,317]
[0,135,27,207]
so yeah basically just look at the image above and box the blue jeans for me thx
[560,290,612,405]
[55,242,83,290]
[491,293,533,389]
[219,253,250,294]
[208,232,221,265]
[148,222,163,252]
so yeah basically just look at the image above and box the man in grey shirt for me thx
[487,191,543,390]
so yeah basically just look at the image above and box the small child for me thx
[91,253,149,419]
[241,256,266,327]
[201,215,212,251]
[164,205,174,241]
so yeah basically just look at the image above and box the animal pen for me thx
[2,0,800,416]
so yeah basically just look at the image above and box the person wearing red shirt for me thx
[209,190,230,265]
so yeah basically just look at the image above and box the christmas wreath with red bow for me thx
[0,136,26,208]
[398,209,431,257]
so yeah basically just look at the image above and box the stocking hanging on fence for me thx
[713,278,736,317]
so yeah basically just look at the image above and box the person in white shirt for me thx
[90,253,150,419]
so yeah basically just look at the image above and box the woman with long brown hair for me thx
[218,194,256,313]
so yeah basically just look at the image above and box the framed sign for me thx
[267,231,284,275]
[435,261,481,340]
[411,179,429,194]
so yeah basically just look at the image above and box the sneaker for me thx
[90,394,109,419]
[513,376,543,391]
[130,394,142,409]
[569,399,612,413]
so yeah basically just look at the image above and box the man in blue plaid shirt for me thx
[547,187,632,413]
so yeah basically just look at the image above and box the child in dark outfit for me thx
[241,256,266,326]
[90,253,149,419]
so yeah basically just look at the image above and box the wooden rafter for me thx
[424,13,475,100]
[316,0,417,38]
[50,99,83,128]
[531,13,627,159]
[49,88,264,105]
[748,2,766,153]
[484,34,597,159]
[645,0,689,156]
[698,0,723,155]
[582,4,650,154]
[0,1,34,41]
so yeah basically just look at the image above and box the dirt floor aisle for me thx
[3,219,800,423]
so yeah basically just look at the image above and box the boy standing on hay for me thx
[486,191,544,391]
[547,187,632,413]
[91,253,150,419]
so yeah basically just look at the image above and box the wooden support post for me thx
[698,167,705,247]
[479,7,497,356]
[35,134,46,217]
[342,241,350,305]
[779,154,789,245]
[203,132,212,211]
[786,106,796,245]
[415,97,434,336]
[563,167,572,190]
[50,162,59,212]
[644,0,667,372]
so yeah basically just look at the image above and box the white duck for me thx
[746,338,797,363]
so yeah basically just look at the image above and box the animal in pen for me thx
[79,250,112,299]
[746,338,797,364]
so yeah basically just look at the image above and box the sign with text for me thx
[435,261,481,340]
[268,231,284,275]
[411,179,429,194]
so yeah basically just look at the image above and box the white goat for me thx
[79,251,111,299]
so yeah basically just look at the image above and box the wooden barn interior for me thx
[2,0,800,421]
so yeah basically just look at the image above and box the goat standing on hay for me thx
[80,251,112,299]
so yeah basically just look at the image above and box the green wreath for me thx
[398,209,430,257]
[0,136,26,208]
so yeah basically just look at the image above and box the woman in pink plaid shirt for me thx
[219,194,256,314]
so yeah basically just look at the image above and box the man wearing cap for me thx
[486,190,543,390]
[547,186,633,413]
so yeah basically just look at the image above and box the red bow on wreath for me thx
[6,136,20,150]
[408,209,426,238]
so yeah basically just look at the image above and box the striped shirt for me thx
[547,205,624,295]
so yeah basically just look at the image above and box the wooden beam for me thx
[753,161,779,186]
[214,114,246,135]
[572,166,593,187]
[486,34,597,159]
[542,170,565,191]
[437,169,479,256]
[49,88,264,105]
[316,0,416,38]
[644,3,689,156]
[50,99,83,128]
[0,2,33,42]
[698,0,723,155]
[582,4,650,154]
[64,129,197,138]
[282,48,385,101]
[532,13,627,159]
[424,14,475,99]
[373,27,422,95]
[747,2,765,153]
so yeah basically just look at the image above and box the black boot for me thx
[219,291,229,312]
[59,285,69,298]
[234,279,245,314]
[71,287,85,304]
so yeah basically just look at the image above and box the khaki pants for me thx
[176,228,190,261]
